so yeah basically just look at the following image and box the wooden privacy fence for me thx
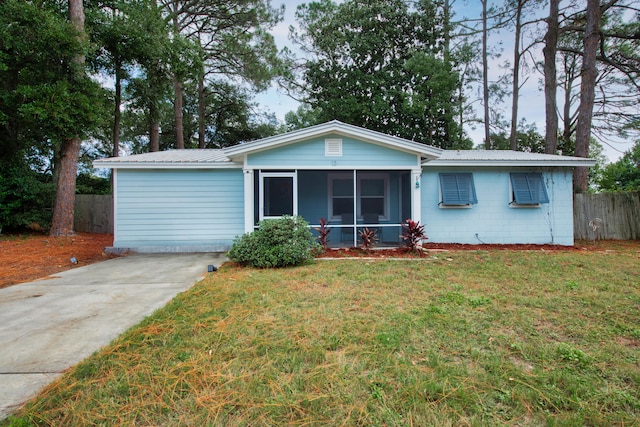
[574,192,640,240]
[73,193,639,240]
[74,194,113,233]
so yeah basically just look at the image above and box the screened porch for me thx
[254,169,416,248]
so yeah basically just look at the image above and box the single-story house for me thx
[93,120,595,252]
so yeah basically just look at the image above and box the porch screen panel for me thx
[360,178,385,215]
[332,178,354,216]
[264,176,294,216]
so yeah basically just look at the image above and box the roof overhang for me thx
[93,149,240,169]
[423,150,597,167]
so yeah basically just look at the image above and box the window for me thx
[328,173,388,221]
[260,172,297,219]
[439,173,477,206]
[510,173,549,205]
[331,177,354,217]
[360,178,385,216]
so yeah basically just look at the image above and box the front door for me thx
[259,172,297,220]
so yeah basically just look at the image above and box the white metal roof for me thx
[93,149,236,169]
[92,123,596,169]
[424,149,596,167]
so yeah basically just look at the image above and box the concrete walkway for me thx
[0,253,226,420]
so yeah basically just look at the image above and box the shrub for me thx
[0,164,55,232]
[227,216,320,268]
[313,217,331,249]
[358,227,378,250]
[401,219,427,252]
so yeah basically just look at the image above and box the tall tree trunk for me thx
[148,56,161,152]
[198,75,206,149]
[509,0,524,151]
[150,119,160,152]
[482,0,491,149]
[50,0,85,237]
[441,0,458,148]
[543,0,559,155]
[50,138,81,236]
[574,0,601,192]
[173,76,185,149]
[171,13,185,150]
[561,54,577,151]
[113,59,122,157]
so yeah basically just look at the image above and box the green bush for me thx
[227,216,320,268]
[0,164,54,232]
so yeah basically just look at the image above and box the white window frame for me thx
[259,171,298,220]
[327,172,389,222]
[357,173,389,221]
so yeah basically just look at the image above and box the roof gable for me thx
[223,120,443,161]
[245,133,422,169]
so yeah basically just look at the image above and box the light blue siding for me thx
[114,169,244,251]
[421,167,575,245]
[247,134,419,168]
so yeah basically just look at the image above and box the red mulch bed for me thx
[0,233,116,289]
[1,233,636,287]
[318,240,640,258]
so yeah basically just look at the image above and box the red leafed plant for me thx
[358,227,379,250]
[314,218,331,249]
[401,219,427,252]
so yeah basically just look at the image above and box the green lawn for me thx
[5,246,640,426]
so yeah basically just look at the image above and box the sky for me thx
[253,0,631,163]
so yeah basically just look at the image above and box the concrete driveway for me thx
[0,252,226,420]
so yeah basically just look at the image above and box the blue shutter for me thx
[510,173,549,204]
[439,173,478,205]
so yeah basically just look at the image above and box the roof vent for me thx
[325,138,342,156]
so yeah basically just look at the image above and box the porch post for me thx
[411,168,422,223]
[243,169,254,233]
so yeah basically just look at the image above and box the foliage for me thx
[75,173,110,195]
[0,0,107,234]
[597,140,640,192]
[292,0,468,149]
[358,227,378,250]
[189,82,281,149]
[485,127,546,152]
[284,104,325,132]
[227,216,320,268]
[401,219,427,252]
[0,162,54,232]
[313,218,331,249]
[0,0,104,160]
[4,245,639,425]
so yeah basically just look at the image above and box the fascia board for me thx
[92,161,242,169]
[423,159,597,167]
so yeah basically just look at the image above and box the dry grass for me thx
[3,243,640,426]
